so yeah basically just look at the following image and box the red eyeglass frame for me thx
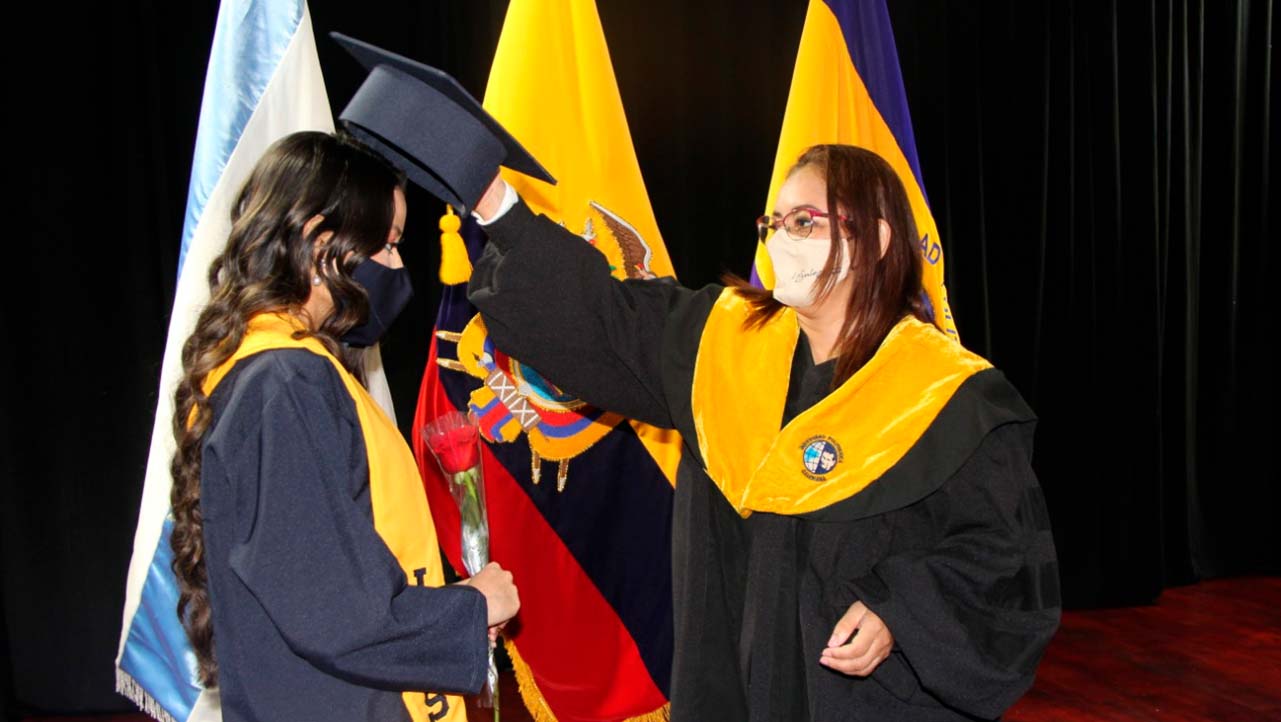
[755,207,851,241]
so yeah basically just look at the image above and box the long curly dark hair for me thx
[169,131,404,687]
[730,144,931,387]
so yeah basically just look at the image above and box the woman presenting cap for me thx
[315,33,1059,722]
[465,145,1060,722]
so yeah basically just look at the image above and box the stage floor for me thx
[1008,575,1281,721]
[21,577,1280,722]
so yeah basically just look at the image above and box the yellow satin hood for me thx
[691,290,991,517]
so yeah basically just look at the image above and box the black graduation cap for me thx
[331,32,555,214]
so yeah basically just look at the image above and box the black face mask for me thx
[342,258,414,348]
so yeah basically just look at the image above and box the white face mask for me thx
[766,229,849,308]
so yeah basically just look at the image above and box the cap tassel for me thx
[438,206,472,285]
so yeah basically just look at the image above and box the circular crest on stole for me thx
[800,435,843,481]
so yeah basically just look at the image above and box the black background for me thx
[2,0,1274,715]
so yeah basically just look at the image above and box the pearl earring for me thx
[312,274,322,286]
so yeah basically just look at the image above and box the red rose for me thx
[423,414,481,474]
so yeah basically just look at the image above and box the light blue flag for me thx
[113,3,398,720]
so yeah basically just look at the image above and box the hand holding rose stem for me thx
[463,562,519,628]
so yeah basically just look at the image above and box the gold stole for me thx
[203,313,465,722]
[691,290,992,517]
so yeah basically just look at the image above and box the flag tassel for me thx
[556,459,570,493]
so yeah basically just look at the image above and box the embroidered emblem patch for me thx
[801,435,843,481]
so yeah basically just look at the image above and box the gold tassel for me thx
[436,358,467,373]
[435,329,463,343]
[504,638,670,722]
[556,459,570,492]
[530,449,542,485]
[438,206,472,285]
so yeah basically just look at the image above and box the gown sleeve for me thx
[204,351,488,694]
[845,421,1061,719]
[467,197,720,431]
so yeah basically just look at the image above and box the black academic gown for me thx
[468,200,1061,722]
[200,348,487,722]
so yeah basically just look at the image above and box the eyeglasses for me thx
[756,208,850,242]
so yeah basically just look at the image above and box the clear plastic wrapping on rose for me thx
[449,467,489,573]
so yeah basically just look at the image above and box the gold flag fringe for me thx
[504,639,670,722]
[115,667,180,722]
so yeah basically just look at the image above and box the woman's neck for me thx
[796,302,847,364]
[795,272,855,363]
[299,295,331,332]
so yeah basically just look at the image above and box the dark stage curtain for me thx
[890,0,1276,603]
[3,0,1273,715]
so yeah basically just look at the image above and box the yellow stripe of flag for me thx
[483,0,673,279]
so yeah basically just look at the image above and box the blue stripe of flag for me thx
[119,518,203,718]
[821,0,929,203]
[177,0,305,273]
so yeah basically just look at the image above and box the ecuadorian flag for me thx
[411,1,677,720]
[754,0,958,339]
[115,3,395,720]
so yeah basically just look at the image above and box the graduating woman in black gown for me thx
[167,131,519,722]
[466,144,1060,721]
